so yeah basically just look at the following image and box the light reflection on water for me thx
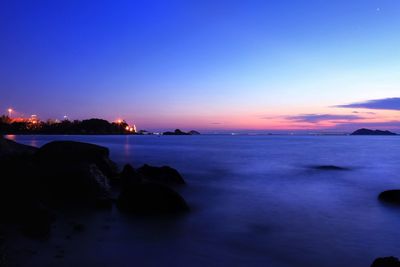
[5,134,16,141]
[123,135,131,159]
[6,135,400,267]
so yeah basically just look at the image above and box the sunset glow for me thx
[1,1,400,132]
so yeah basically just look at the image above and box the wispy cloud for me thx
[336,97,400,110]
[286,114,363,123]
[351,111,376,115]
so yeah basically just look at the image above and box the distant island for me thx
[0,115,201,136]
[351,128,397,136]
[162,129,200,135]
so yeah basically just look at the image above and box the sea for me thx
[5,134,400,267]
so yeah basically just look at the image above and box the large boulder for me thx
[36,162,111,207]
[378,190,400,204]
[371,256,400,267]
[35,141,118,178]
[117,183,189,215]
[0,154,54,239]
[0,155,39,219]
[137,164,185,185]
[120,164,142,187]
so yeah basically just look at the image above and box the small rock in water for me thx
[378,190,400,204]
[371,256,400,267]
[310,165,350,171]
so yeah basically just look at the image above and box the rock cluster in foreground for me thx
[0,136,189,239]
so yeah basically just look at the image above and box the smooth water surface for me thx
[6,135,400,267]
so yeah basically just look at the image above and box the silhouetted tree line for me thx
[0,117,135,135]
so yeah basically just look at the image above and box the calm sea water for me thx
[6,135,400,267]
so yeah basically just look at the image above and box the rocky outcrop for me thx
[371,256,400,267]
[0,138,190,240]
[138,164,185,185]
[117,183,189,215]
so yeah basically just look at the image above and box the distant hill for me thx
[0,117,135,135]
[351,128,397,136]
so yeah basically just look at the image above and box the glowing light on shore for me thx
[7,108,13,117]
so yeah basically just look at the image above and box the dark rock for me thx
[188,130,200,135]
[0,156,40,223]
[0,137,38,159]
[33,141,115,207]
[0,162,55,236]
[378,190,400,204]
[138,164,185,185]
[117,183,189,215]
[72,223,85,232]
[310,165,350,171]
[120,164,142,187]
[95,197,114,209]
[351,128,397,136]
[20,202,55,239]
[35,141,118,178]
[371,256,400,267]
[36,161,111,207]
[163,129,190,135]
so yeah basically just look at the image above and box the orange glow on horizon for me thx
[130,107,400,131]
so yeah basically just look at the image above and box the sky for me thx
[1,0,400,132]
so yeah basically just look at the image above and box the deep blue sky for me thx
[1,0,400,131]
